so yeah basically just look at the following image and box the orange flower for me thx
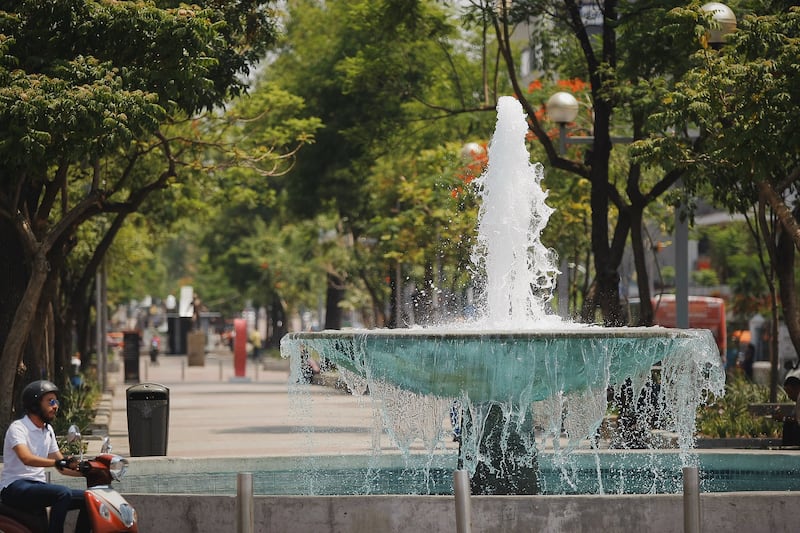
[556,78,587,93]
[528,79,543,93]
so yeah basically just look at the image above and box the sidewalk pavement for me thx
[91,350,451,459]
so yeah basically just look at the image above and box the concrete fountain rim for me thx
[284,325,712,340]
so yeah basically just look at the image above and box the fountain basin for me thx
[281,326,721,403]
[281,326,724,495]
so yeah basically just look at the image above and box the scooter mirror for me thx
[67,424,85,461]
[67,425,81,443]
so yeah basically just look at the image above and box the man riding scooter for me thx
[0,380,90,533]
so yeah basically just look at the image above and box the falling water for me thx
[281,96,725,496]
[472,96,560,326]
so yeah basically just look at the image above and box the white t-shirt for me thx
[1,415,59,490]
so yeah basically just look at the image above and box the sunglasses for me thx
[48,398,60,407]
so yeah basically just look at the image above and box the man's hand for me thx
[55,456,78,471]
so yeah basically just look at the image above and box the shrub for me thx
[54,378,101,453]
[696,372,784,438]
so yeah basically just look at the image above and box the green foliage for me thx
[691,268,719,287]
[52,379,101,444]
[0,0,324,436]
[659,265,676,288]
[643,5,800,209]
[270,0,478,218]
[693,222,769,318]
[240,0,495,323]
[696,373,784,438]
[104,215,171,307]
[0,1,277,173]
[633,3,800,365]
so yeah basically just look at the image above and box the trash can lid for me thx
[126,382,169,400]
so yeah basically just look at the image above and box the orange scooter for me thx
[0,425,137,533]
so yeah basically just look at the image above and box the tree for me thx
[640,5,800,398]
[462,0,707,325]
[0,0,284,437]
[361,142,486,326]
[265,0,491,328]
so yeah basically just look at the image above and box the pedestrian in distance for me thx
[249,328,262,359]
[0,380,90,533]
[774,369,800,446]
[740,343,755,380]
[150,333,161,365]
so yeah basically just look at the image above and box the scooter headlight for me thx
[109,456,128,481]
[119,502,136,528]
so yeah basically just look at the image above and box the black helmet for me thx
[22,380,60,416]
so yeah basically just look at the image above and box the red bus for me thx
[629,295,726,356]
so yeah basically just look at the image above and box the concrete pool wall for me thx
[8,451,797,531]
[64,491,800,532]
[53,451,800,495]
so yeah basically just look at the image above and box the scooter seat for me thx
[0,501,48,533]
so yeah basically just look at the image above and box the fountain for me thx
[281,96,724,496]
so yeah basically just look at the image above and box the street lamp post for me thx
[544,92,695,326]
[544,4,735,327]
[672,2,737,327]
[546,91,633,156]
[546,92,580,156]
[701,2,737,47]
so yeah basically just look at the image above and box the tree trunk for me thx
[757,195,781,402]
[0,220,28,437]
[587,144,617,324]
[324,272,345,330]
[0,246,51,440]
[758,181,800,250]
[268,293,288,348]
[358,266,387,328]
[630,207,654,326]
[776,218,800,366]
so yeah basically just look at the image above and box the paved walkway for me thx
[96,350,457,458]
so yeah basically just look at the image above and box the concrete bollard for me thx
[683,466,701,533]
[454,470,472,533]
[237,472,254,533]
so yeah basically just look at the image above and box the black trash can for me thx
[126,383,169,456]
[122,330,141,383]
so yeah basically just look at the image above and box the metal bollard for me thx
[181,360,186,381]
[454,470,472,533]
[683,466,701,533]
[237,472,254,533]
[219,359,223,381]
